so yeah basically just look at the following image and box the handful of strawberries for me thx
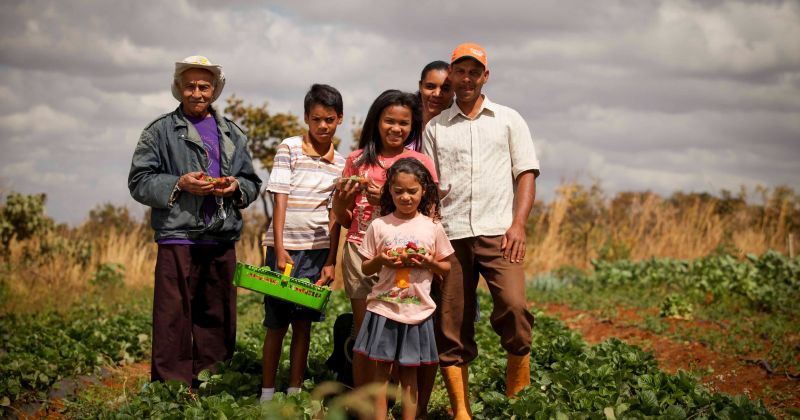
[386,241,427,288]
[204,175,231,189]
[334,175,369,191]
[386,241,427,265]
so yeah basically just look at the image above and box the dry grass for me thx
[0,212,267,314]
[2,184,796,312]
[525,183,798,274]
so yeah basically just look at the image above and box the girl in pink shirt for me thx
[353,158,453,420]
[332,90,438,389]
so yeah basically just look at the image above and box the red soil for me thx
[539,302,800,418]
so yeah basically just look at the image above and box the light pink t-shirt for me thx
[358,213,454,324]
[342,149,438,245]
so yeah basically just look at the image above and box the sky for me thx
[1,0,799,225]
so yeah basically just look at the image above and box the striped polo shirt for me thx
[264,136,345,250]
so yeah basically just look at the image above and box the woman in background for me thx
[413,59,454,419]
[407,60,454,152]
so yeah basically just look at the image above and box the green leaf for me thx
[481,390,506,405]
[663,404,687,419]
[612,403,630,416]
[197,369,212,382]
[640,389,659,410]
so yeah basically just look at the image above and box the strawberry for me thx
[406,242,418,251]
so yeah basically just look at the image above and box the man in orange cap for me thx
[423,43,540,418]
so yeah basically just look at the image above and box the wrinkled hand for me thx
[501,223,527,263]
[177,171,214,196]
[315,264,335,286]
[211,176,239,197]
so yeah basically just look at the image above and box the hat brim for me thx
[171,63,226,103]
[451,54,487,69]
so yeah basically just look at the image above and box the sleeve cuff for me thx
[167,182,181,207]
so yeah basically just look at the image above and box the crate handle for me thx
[281,263,293,286]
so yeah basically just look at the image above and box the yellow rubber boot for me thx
[505,353,531,397]
[441,365,471,420]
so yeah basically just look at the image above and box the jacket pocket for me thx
[152,193,202,233]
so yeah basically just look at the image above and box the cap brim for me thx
[452,54,487,68]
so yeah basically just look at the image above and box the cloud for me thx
[0,104,84,134]
[0,0,798,224]
[639,0,800,78]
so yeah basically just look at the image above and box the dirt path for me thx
[539,302,800,419]
[20,362,151,419]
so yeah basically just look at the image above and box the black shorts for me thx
[262,247,330,329]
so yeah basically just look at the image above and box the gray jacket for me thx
[128,105,262,242]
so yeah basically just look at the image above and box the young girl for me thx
[332,90,439,389]
[353,158,453,420]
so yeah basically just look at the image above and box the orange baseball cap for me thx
[451,43,488,68]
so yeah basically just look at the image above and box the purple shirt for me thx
[190,114,220,225]
[192,114,221,178]
[158,114,220,245]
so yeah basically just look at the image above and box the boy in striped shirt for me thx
[260,84,346,401]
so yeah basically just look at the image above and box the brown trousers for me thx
[434,235,534,367]
[151,243,237,384]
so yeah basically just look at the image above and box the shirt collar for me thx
[301,133,336,163]
[445,95,496,121]
[174,105,229,135]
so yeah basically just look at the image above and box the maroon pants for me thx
[434,235,534,367]
[151,243,237,384]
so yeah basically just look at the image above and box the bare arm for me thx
[501,170,536,263]
[362,248,402,275]
[317,212,340,286]
[271,192,294,271]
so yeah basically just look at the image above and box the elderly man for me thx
[128,55,261,386]
[423,44,540,419]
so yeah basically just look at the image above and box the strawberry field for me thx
[4,251,797,418]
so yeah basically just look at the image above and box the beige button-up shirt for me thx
[423,96,540,240]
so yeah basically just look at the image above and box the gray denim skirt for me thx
[353,311,439,366]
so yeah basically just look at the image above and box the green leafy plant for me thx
[109,290,776,419]
[0,302,150,416]
[2,288,778,418]
[660,294,694,319]
[90,263,125,288]
[0,192,54,259]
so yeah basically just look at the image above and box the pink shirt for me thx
[358,213,454,324]
[342,149,438,245]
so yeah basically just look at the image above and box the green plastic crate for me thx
[232,262,331,312]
